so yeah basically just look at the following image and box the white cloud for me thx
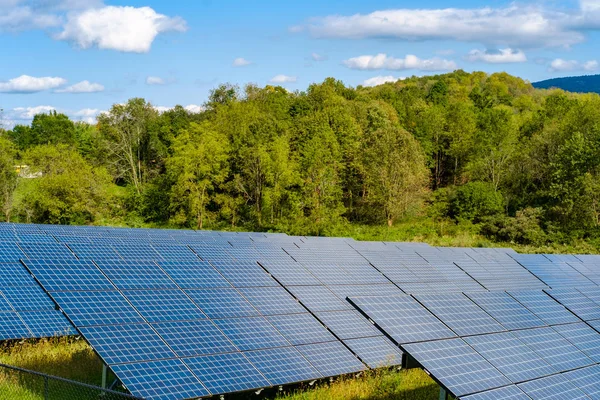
[300,3,600,49]
[12,105,57,120]
[343,54,456,71]
[154,104,205,114]
[3,105,105,128]
[232,57,252,67]
[0,75,67,93]
[466,48,527,64]
[55,6,187,53]
[146,76,166,85]
[549,58,599,72]
[363,76,405,87]
[55,80,104,93]
[270,74,297,84]
[311,53,327,61]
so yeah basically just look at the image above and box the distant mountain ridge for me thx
[533,74,600,94]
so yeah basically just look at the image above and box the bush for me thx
[448,182,504,222]
[481,207,547,245]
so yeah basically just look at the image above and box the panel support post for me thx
[102,364,108,389]
[439,387,448,400]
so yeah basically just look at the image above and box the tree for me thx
[31,111,76,146]
[0,136,17,221]
[167,122,230,229]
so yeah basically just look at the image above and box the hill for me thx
[533,74,600,93]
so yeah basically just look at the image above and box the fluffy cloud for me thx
[270,75,297,83]
[362,76,405,87]
[2,105,105,128]
[343,54,456,71]
[146,76,166,85]
[0,75,66,93]
[154,104,205,114]
[299,2,600,48]
[311,53,327,61]
[232,57,252,67]
[466,48,527,63]
[55,6,187,53]
[549,58,599,72]
[55,80,104,93]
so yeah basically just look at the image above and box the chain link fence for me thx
[0,363,143,400]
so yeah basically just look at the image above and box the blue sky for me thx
[1,0,600,127]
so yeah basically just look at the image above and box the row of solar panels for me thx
[3,222,600,399]
[351,288,600,399]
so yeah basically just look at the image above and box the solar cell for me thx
[19,310,77,337]
[123,290,207,323]
[24,259,115,292]
[111,359,210,400]
[296,341,365,377]
[79,323,176,365]
[238,287,306,316]
[563,364,600,400]
[267,313,336,345]
[460,385,531,400]
[463,332,555,383]
[1,286,55,311]
[315,310,383,340]
[0,312,31,339]
[512,327,594,372]
[508,290,580,326]
[152,320,237,357]
[185,288,260,319]
[213,317,290,351]
[553,322,600,362]
[465,292,546,330]
[343,336,403,368]
[349,296,456,344]
[545,289,600,321]
[158,261,231,289]
[257,260,321,286]
[415,293,505,336]
[288,286,353,312]
[517,373,589,400]
[210,261,278,287]
[244,346,322,386]
[403,338,510,397]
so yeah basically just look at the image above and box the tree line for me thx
[1,70,599,246]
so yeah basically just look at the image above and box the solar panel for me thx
[210,261,278,287]
[0,312,32,339]
[508,290,580,326]
[343,336,403,368]
[563,365,600,399]
[122,290,207,323]
[415,293,505,336]
[287,286,353,312]
[19,311,77,337]
[80,323,176,365]
[213,317,290,351]
[24,259,115,292]
[552,323,600,362]
[111,359,210,400]
[465,292,546,330]
[237,287,306,316]
[1,286,56,312]
[463,332,555,383]
[460,385,531,400]
[243,346,322,385]
[402,338,510,397]
[258,260,321,286]
[185,289,260,319]
[315,310,383,340]
[545,289,600,321]
[349,296,456,344]
[512,327,594,372]
[267,313,336,345]
[296,341,365,377]
[158,260,231,289]
[517,373,589,399]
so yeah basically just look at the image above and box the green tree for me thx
[0,136,17,221]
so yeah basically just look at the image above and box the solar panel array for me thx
[350,287,600,399]
[4,222,600,399]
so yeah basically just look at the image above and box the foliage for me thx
[4,71,600,248]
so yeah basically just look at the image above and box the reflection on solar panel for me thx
[403,338,510,397]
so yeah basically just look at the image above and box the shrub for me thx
[448,182,504,222]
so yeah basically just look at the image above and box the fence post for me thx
[44,375,49,400]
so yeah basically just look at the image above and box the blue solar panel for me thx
[50,291,144,327]
[0,263,35,287]
[463,332,555,383]
[297,341,365,377]
[122,290,206,323]
[258,260,322,286]
[512,327,594,372]
[185,288,260,319]
[403,338,510,397]
[19,311,77,337]
[460,385,531,400]
[0,292,14,311]
[517,373,589,399]
[209,261,278,287]
[158,260,231,289]
[415,293,505,336]
[315,310,383,340]
[213,317,290,351]
[95,263,178,290]
[80,324,175,365]
[238,287,306,316]
[24,259,115,291]
[0,312,31,339]
[111,359,210,400]
[0,241,26,262]
[563,365,600,400]
[287,286,353,312]
[465,292,546,330]
[545,289,600,321]
[244,346,322,385]
[18,242,75,259]
[553,323,600,362]
[349,296,457,344]
[152,320,237,357]
[343,336,403,368]
[508,290,580,326]
[267,313,336,345]
[1,286,55,311]
[184,352,269,395]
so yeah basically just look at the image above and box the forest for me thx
[1,70,600,249]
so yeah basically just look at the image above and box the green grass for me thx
[0,340,440,400]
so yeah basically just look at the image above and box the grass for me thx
[0,340,440,400]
